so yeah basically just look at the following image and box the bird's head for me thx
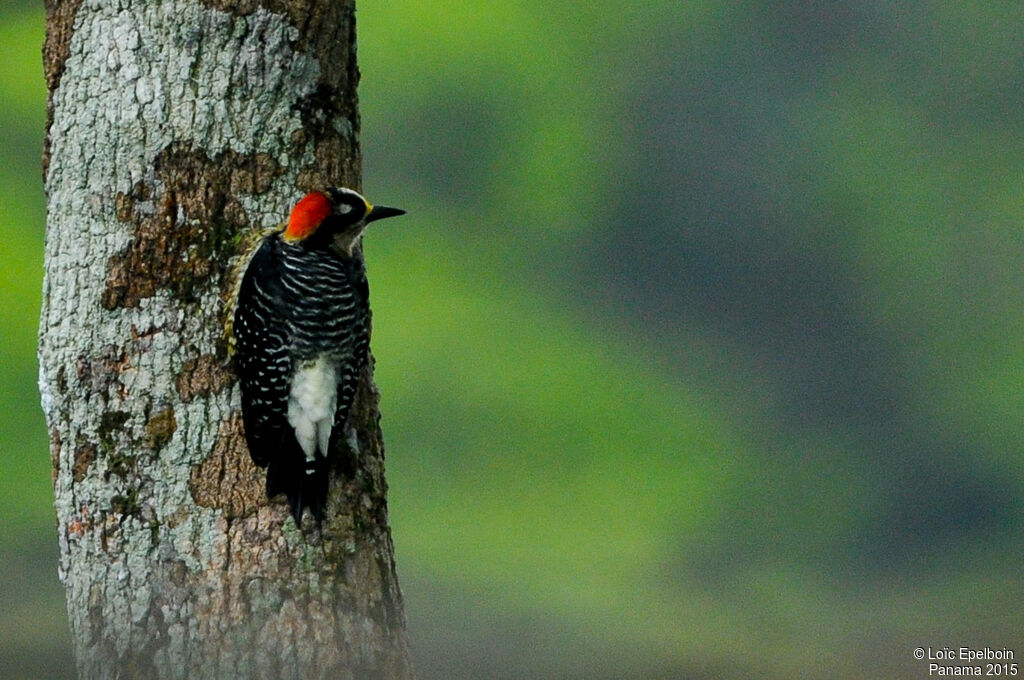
[283,187,405,254]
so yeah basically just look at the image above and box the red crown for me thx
[284,192,331,241]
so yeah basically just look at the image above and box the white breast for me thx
[288,355,339,467]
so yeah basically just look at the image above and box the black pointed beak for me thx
[366,205,406,223]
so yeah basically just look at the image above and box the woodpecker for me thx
[231,187,405,523]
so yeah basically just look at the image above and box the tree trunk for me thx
[39,2,414,678]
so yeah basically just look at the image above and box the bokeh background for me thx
[3,2,1022,678]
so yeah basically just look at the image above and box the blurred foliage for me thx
[2,1,1022,679]
[0,4,48,526]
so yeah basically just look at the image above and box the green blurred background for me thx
[3,2,1022,678]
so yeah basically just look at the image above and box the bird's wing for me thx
[233,238,330,522]
[233,239,291,468]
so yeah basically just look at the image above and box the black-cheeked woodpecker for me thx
[231,188,404,523]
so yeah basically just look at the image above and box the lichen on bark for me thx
[39,2,412,677]
[102,144,281,311]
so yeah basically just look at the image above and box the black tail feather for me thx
[265,433,329,525]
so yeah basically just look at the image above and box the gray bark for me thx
[39,1,413,678]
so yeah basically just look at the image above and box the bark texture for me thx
[39,1,413,678]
